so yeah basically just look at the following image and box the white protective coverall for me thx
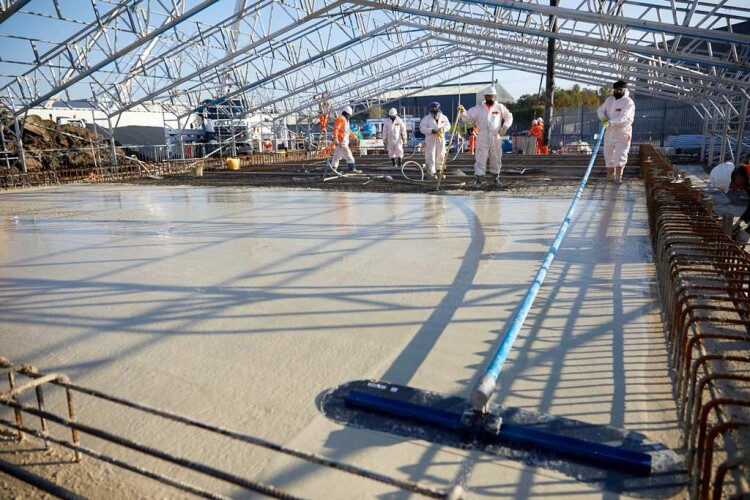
[419,112,451,175]
[597,89,635,169]
[383,117,407,159]
[459,102,513,176]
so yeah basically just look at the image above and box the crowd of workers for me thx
[330,79,636,188]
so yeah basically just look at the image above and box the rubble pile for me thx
[1,114,113,172]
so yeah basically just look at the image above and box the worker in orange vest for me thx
[468,126,477,154]
[331,106,361,173]
[529,119,543,153]
[723,162,750,246]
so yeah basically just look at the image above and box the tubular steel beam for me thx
[5,0,221,117]
[0,0,31,24]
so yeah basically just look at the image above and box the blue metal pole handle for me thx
[471,124,607,411]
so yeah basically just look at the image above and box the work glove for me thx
[601,117,609,127]
[402,138,407,145]
[383,139,388,147]
[498,127,508,136]
[437,129,445,139]
[734,229,750,246]
[457,105,466,113]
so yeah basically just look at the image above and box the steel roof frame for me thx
[0,0,748,126]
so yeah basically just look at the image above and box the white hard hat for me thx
[483,85,497,96]
[342,105,353,115]
[710,161,735,192]
[537,117,544,123]
[532,119,538,125]
[388,108,398,117]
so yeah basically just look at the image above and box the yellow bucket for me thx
[226,157,241,170]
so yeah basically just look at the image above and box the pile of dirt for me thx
[1,114,112,172]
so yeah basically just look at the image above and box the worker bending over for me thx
[331,106,361,173]
[458,86,513,188]
[713,161,750,246]
[597,80,635,183]
[383,108,407,169]
[419,102,451,179]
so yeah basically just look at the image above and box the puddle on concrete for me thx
[0,184,678,498]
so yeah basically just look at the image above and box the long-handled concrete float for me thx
[320,125,686,497]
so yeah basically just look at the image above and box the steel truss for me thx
[1,0,749,166]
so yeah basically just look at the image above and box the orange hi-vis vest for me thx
[529,123,543,152]
[333,116,356,144]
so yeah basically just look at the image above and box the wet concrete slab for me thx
[0,183,684,498]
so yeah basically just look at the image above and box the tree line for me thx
[508,84,609,130]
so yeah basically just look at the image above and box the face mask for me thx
[485,96,495,105]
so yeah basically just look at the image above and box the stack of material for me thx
[559,141,592,155]
[2,115,110,171]
[520,136,538,155]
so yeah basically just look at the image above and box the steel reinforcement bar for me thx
[640,144,750,499]
[0,150,327,190]
[0,357,457,499]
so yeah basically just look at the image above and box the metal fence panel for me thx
[550,96,703,148]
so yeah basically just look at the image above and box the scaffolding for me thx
[0,0,747,172]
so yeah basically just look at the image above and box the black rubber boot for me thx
[474,175,484,189]
[391,158,397,168]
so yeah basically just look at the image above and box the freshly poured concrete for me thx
[0,184,682,498]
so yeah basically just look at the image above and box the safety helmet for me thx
[710,161,735,192]
[342,105,353,115]
[537,117,544,123]
[532,119,538,125]
[428,102,441,110]
[388,108,398,117]
[483,85,497,96]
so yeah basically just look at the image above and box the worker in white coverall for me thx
[419,102,451,178]
[458,86,513,188]
[331,106,361,173]
[383,108,407,169]
[597,80,635,184]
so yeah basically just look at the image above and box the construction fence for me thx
[549,95,704,149]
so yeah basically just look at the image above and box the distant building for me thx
[376,81,515,123]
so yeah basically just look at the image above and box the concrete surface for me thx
[0,183,683,498]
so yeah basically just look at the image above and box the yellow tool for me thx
[436,107,462,191]
[226,157,241,170]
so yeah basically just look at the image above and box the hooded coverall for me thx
[383,116,407,159]
[331,115,357,170]
[419,112,451,176]
[597,89,635,169]
[459,102,513,177]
